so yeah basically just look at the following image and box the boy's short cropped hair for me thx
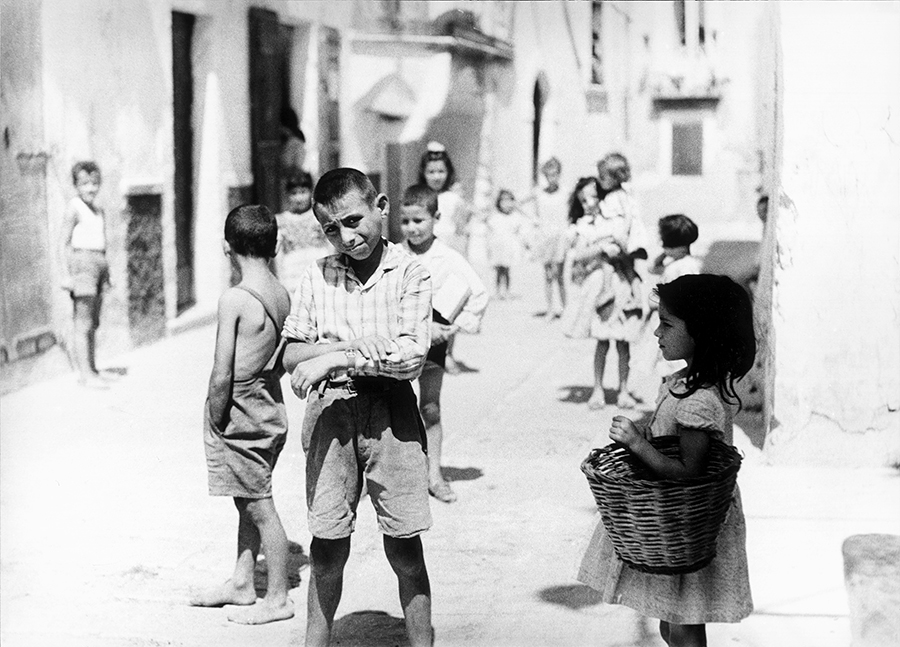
[658,213,699,248]
[286,170,314,191]
[401,184,438,216]
[71,161,101,184]
[313,168,378,214]
[225,204,278,258]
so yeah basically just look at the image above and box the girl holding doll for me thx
[577,273,755,647]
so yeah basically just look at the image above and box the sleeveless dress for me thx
[576,370,753,624]
[204,285,290,499]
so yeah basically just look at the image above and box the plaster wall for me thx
[491,1,770,257]
[765,1,900,465]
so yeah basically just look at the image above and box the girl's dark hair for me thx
[659,213,699,248]
[225,204,278,258]
[495,189,515,211]
[285,170,314,191]
[656,274,756,408]
[568,176,601,224]
[417,148,456,191]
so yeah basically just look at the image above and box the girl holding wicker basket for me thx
[577,274,755,647]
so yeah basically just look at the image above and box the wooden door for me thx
[172,11,195,313]
[248,7,283,212]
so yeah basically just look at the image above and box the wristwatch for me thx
[344,347,359,371]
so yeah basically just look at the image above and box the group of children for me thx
[62,137,754,645]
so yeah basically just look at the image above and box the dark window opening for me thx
[672,121,702,176]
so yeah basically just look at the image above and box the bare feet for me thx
[616,391,639,409]
[429,480,457,503]
[189,580,257,607]
[443,356,460,375]
[77,374,110,390]
[587,391,606,410]
[227,598,295,625]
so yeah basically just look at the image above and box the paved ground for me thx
[2,261,899,647]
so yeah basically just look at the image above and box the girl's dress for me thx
[276,210,330,299]
[434,189,469,256]
[577,369,753,624]
[532,186,570,266]
[486,209,527,268]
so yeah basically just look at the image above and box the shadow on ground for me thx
[538,584,604,609]
[254,540,309,595]
[441,466,484,483]
[331,610,408,646]
[448,359,479,374]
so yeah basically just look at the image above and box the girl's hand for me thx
[609,415,646,450]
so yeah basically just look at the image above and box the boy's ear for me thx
[376,193,389,217]
[433,209,442,221]
[222,239,232,257]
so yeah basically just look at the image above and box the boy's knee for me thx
[239,497,278,524]
[420,402,441,427]
[383,536,426,578]
[310,537,351,573]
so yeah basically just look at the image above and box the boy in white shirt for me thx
[400,184,489,503]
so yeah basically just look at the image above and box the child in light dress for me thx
[530,157,570,319]
[486,189,527,299]
[419,141,471,372]
[418,141,469,257]
[578,273,755,647]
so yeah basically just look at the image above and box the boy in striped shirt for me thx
[282,168,434,647]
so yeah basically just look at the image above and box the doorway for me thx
[172,11,195,313]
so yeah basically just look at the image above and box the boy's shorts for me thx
[302,378,432,539]
[204,374,288,499]
[68,248,109,298]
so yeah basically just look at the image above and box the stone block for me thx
[843,533,900,647]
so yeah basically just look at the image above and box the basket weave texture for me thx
[581,436,741,575]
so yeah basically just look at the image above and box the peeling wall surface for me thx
[765,2,900,465]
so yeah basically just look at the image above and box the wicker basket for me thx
[581,436,741,575]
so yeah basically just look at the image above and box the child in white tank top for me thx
[60,161,111,389]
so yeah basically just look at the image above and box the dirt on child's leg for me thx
[227,497,294,625]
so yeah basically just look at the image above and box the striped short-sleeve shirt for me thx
[282,241,432,381]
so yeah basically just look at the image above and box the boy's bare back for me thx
[220,271,290,380]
